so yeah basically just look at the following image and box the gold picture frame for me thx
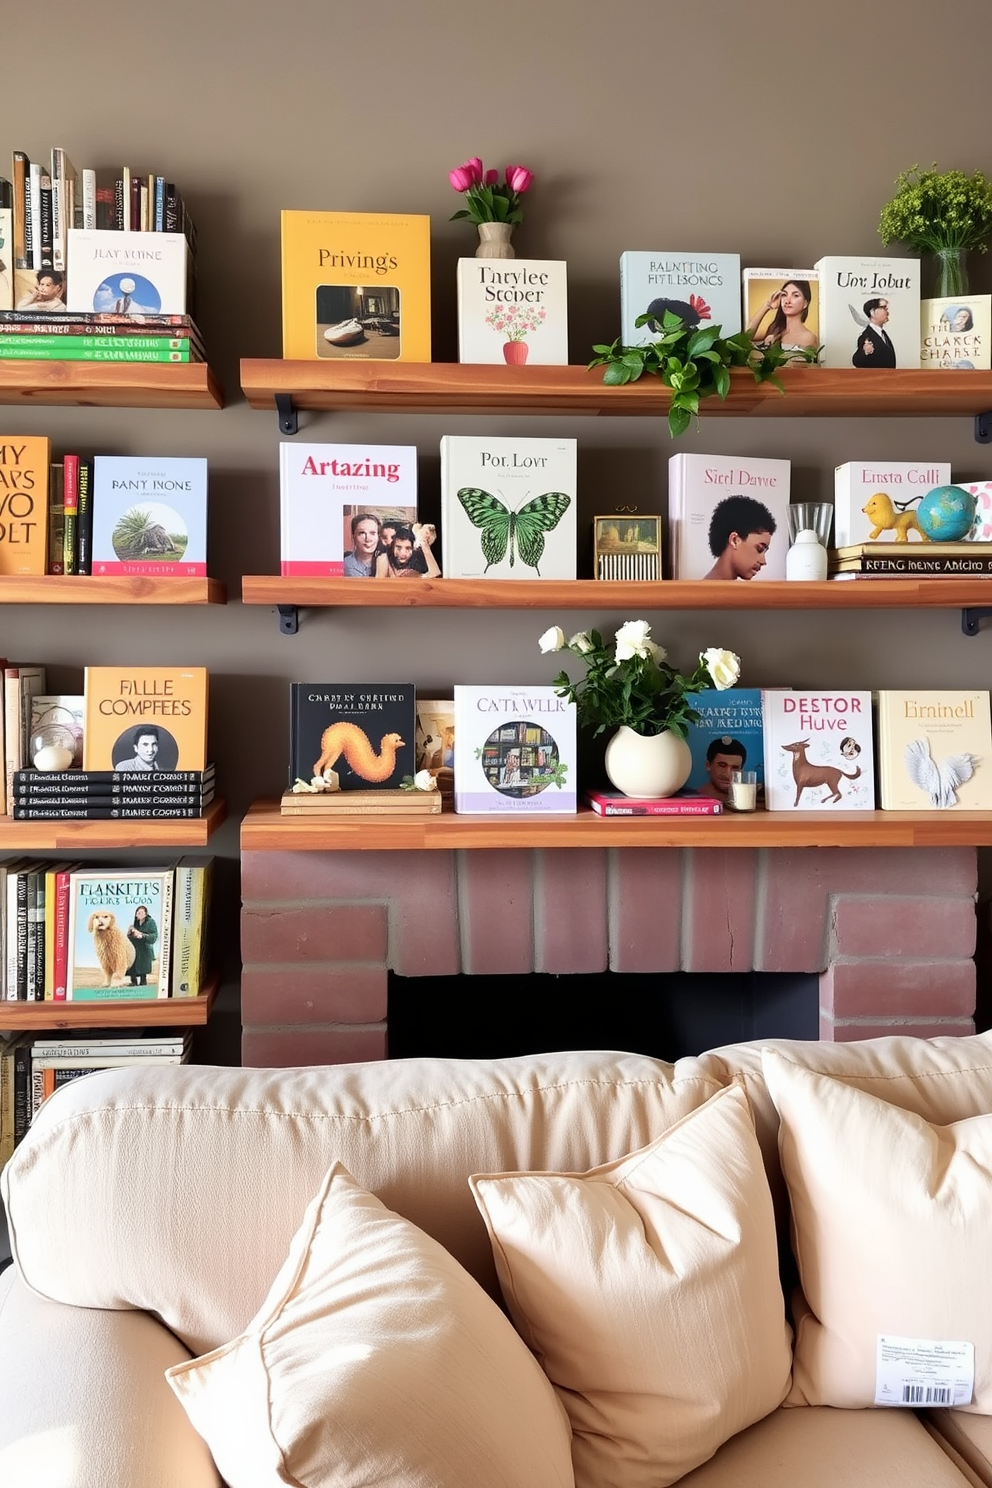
[593,513,662,580]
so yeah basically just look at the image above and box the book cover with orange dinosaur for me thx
[289,683,415,791]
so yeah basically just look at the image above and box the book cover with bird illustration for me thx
[876,690,992,810]
[833,461,951,549]
[453,685,576,814]
[620,251,741,346]
[440,434,576,579]
[91,456,207,576]
[289,682,415,791]
[814,256,921,370]
[456,258,567,364]
[762,691,875,811]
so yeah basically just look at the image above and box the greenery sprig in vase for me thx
[878,163,992,296]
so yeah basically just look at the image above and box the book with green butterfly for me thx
[440,434,577,579]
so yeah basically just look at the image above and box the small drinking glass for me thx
[728,769,758,812]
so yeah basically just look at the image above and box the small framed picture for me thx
[593,514,662,580]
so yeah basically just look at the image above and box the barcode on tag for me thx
[876,1335,974,1409]
[901,1384,953,1405]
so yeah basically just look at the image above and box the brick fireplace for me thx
[240,846,978,1065]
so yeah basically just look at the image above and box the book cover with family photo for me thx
[619,251,741,345]
[456,258,568,365]
[833,460,951,549]
[66,230,191,315]
[814,256,921,369]
[83,667,208,772]
[668,452,790,581]
[741,269,819,359]
[762,690,875,811]
[279,442,418,577]
[290,682,415,791]
[440,434,576,579]
[453,685,576,814]
[921,296,992,369]
[683,688,765,806]
[91,455,207,576]
[66,867,175,1001]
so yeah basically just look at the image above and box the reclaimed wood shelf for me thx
[0,360,224,411]
[0,797,227,849]
[240,360,992,421]
[0,574,226,605]
[0,971,219,1030]
[241,798,992,851]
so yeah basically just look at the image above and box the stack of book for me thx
[829,542,992,578]
[280,788,441,816]
[0,311,205,365]
[10,766,215,819]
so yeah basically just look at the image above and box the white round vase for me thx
[604,726,693,799]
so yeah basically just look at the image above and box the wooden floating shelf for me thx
[0,971,219,1030]
[0,574,226,605]
[0,797,227,849]
[240,360,992,420]
[241,799,992,851]
[0,360,224,411]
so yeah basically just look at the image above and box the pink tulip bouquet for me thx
[448,157,534,226]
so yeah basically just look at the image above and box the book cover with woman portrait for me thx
[742,269,820,358]
[668,452,790,581]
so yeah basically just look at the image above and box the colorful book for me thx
[833,460,951,549]
[762,690,875,811]
[0,435,49,575]
[0,340,197,362]
[741,268,820,357]
[668,452,790,581]
[76,457,93,574]
[830,544,992,576]
[52,863,76,1001]
[453,685,577,814]
[280,210,431,362]
[585,791,723,816]
[289,682,415,791]
[66,230,191,315]
[62,453,78,574]
[170,854,213,998]
[65,867,175,1001]
[83,666,208,771]
[90,455,207,576]
[415,698,455,799]
[620,251,742,345]
[920,295,991,370]
[964,482,992,543]
[13,767,214,786]
[440,434,576,579]
[876,690,992,810]
[279,442,418,577]
[10,152,29,271]
[683,688,766,806]
[814,255,921,369]
[456,258,567,365]
[47,462,65,574]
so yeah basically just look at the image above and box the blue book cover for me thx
[91,455,208,576]
[620,251,742,346]
[682,688,765,806]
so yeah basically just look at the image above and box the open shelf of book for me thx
[0,575,226,605]
[241,798,992,851]
[0,797,227,849]
[0,361,224,411]
[0,970,219,1030]
[239,360,992,422]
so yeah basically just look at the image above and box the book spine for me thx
[50,152,64,270]
[0,1043,15,1168]
[172,862,197,997]
[0,310,198,328]
[15,791,212,806]
[27,162,40,269]
[4,669,19,816]
[15,869,28,1002]
[48,461,65,574]
[588,800,723,816]
[4,872,19,1000]
[14,769,213,785]
[156,873,175,999]
[32,1041,186,1058]
[0,344,194,363]
[13,805,207,819]
[154,176,165,231]
[43,867,57,999]
[81,168,97,230]
[13,1040,31,1141]
[38,172,54,268]
[833,556,992,576]
[11,152,28,269]
[52,868,72,1001]
[76,458,93,575]
[62,454,79,575]
[0,326,200,342]
[113,173,125,232]
[24,869,37,1002]
[32,1065,49,1120]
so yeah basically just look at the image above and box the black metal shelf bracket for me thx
[961,607,992,637]
[275,394,298,436]
[975,411,992,444]
[278,605,299,635]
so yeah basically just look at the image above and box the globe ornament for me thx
[916,485,978,542]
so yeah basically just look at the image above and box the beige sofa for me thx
[4,1037,992,1487]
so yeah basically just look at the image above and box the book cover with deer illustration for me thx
[876,690,992,810]
[619,251,741,347]
[83,667,208,771]
[90,456,207,576]
[453,685,576,814]
[290,683,415,791]
[833,460,951,549]
[762,690,875,811]
[456,258,568,365]
[440,434,576,580]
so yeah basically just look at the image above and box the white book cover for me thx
[921,295,992,370]
[279,442,418,577]
[814,255,921,369]
[620,251,741,345]
[66,229,190,315]
[741,268,820,355]
[762,690,875,811]
[92,456,208,576]
[668,452,790,580]
[453,685,576,814]
[877,690,992,810]
[441,434,576,579]
[833,460,951,548]
[456,258,567,365]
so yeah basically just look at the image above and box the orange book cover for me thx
[0,436,50,574]
[83,666,208,771]
[280,210,431,362]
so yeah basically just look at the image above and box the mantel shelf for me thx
[0,575,226,605]
[241,799,992,851]
[239,360,992,421]
[0,971,219,1030]
[0,361,224,411]
[0,797,227,849]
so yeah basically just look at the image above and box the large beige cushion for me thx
[763,1047,992,1412]
[929,1411,992,1487]
[471,1083,792,1488]
[166,1163,573,1488]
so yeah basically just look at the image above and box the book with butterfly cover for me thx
[453,685,576,814]
[456,258,568,365]
[440,434,576,580]
[876,689,992,810]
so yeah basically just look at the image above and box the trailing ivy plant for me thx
[589,310,793,439]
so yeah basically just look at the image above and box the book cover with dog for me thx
[683,688,766,806]
[762,690,875,811]
[91,456,208,576]
[290,682,415,791]
[83,667,208,772]
[65,868,175,1001]
[876,690,992,810]
[833,460,952,549]
[453,685,577,814]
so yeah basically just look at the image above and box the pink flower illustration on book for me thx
[485,303,547,364]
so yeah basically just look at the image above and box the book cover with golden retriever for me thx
[83,666,208,771]
[66,868,175,1001]
[290,682,415,791]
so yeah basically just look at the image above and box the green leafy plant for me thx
[879,164,992,255]
[589,311,792,438]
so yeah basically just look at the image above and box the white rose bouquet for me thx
[539,620,741,738]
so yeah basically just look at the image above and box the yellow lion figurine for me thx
[861,491,930,544]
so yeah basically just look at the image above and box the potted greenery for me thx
[878,163,992,296]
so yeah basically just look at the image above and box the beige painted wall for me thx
[3,0,992,1026]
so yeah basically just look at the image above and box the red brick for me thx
[684,848,757,972]
[832,896,977,960]
[820,960,975,1019]
[388,852,461,976]
[823,1017,975,1042]
[534,848,608,974]
[241,903,387,964]
[608,849,683,973]
[241,966,387,1024]
[460,850,534,974]
[241,1026,387,1067]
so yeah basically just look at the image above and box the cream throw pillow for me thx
[165,1163,574,1488]
[470,1082,792,1488]
[763,1047,992,1412]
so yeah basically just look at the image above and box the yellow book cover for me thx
[0,436,50,575]
[877,689,992,810]
[281,210,431,362]
[83,666,208,771]
[171,854,213,997]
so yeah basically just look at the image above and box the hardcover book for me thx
[920,295,992,369]
[585,791,722,816]
[762,690,875,811]
[963,482,992,542]
[453,685,577,814]
[833,460,951,549]
[280,210,430,362]
[440,434,576,579]
[65,230,191,316]
[83,667,208,772]
[0,436,49,575]
[4,665,46,815]
[741,268,820,357]
[619,251,742,345]
[0,203,11,310]
[279,441,418,577]
[668,452,790,581]
[280,788,441,815]
[876,689,992,810]
[65,868,175,1001]
[830,543,992,577]
[814,255,921,369]
[91,455,207,576]
[415,697,455,799]
[683,688,766,805]
[456,258,568,365]
[289,682,415,791]
[170,854,213,998]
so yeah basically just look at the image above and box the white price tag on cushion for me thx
[875,1335,974,1408]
